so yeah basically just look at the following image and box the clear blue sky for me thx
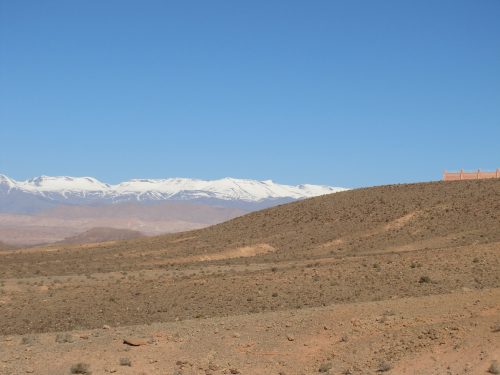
[1,1,499,187]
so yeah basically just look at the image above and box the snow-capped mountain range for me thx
[0,174,347,213]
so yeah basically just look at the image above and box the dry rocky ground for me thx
[0,179,499,374]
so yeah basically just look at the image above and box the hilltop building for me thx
[443,169,500,181]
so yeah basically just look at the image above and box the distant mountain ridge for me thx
[0,174,346,213]
[0,174,347,245]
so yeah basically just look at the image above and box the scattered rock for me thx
[123,337,148,346]
[208,363,219,371]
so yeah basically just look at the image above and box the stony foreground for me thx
[1,288,499,374]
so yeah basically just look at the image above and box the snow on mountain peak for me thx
[0,174,15,189]
[0,174,347,203]
[21,175,110,192]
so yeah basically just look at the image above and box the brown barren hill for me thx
[0,179,499,374]
[0,240,14,251]
[58,227,145,244]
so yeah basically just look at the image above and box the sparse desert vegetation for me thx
[0,180,499,374]
[70,362,91,374]
[119,357,132,367]
[489,361,500,375]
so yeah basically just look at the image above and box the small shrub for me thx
[319,362,332,372]
[119,357,132,367]
[419,276,431,283]
[488,361,500,374]
[21,335,36,345]
[70,363,91,374]
[55,333,74,343]
[377,361,392,372]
